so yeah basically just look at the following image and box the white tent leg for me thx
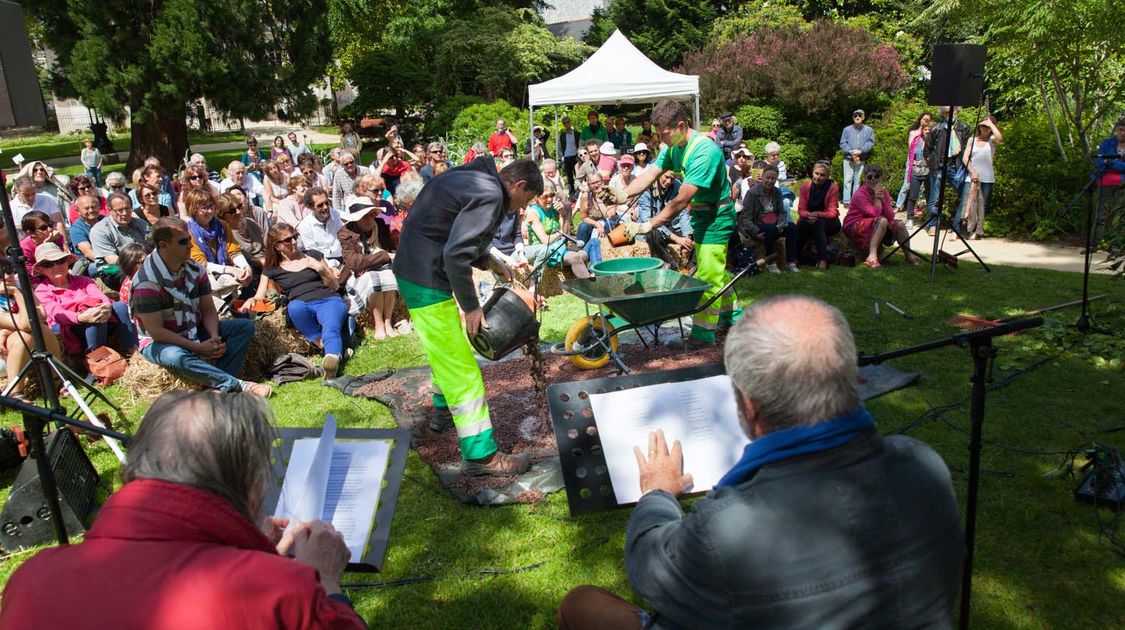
[529,106,535,160]
[693,94,701,128]
[554,110,560,161]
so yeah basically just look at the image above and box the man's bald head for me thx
[122,392,276,522]
[724,295,859,435]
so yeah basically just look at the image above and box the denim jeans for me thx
[796,217,842,262]
[85,167,102,187]
[287,296,349,356]
[895,161,911,208]
[576,220,612,265]
[925,165,956,228]
[75,301,138,351]
[757,223,798,262]
[841,160,865,205]
[953,181,993,230]
[140,318,254,392]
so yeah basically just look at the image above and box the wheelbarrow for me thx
[553,254,772,373]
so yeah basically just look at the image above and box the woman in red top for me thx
[796,161,842,269]
[842,166,920,268]
[66,175,107,224]
[377,142,415,196]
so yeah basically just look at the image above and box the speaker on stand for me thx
[0,428,98,551]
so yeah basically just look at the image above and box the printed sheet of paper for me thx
[588,375,750,504]
[274,414,392,563]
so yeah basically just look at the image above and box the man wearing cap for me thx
[581,111,608,143]
[576,141,602,190]
[609,154,637,193]
[601,100,741,348]
[560,117,582,194]
[488,119,518,157]
[392,157,542,477]
[597,142,618,178]
[717,113,743,162]
[839,109,876,208]
[609,117,633,154]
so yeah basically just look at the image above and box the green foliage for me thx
[711,1,808,45]
[734,103,785,138]
[428,96,488,139]
[446,99,527,156]
[586,0,718,68]
[743,137,816,178]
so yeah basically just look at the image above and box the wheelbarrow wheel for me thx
[565,315,619,370]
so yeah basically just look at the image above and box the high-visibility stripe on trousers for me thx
[399,280,497,461]
[691,243,740,343]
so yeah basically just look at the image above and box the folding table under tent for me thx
[527,29,701,158]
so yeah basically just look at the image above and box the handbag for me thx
[911,161,930,178]
[86,345,127,385]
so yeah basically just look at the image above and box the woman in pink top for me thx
[32,242,138,356]
[842,166,920,268]
[19,211,65,278]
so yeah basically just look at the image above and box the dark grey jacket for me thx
[626,431,963,629]
[392,156,511,313]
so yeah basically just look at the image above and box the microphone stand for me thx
[1074,155,1115,335]
[858,316,1044,630]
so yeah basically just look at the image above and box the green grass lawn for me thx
[1,131,255,166]
[0,262,1122,628]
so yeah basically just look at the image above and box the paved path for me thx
[904,230,1113,275]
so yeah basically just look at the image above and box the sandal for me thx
[905,256,921,267]
[863,259,882,269]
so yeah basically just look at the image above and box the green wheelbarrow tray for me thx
[561,268,710,327]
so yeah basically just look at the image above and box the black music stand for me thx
[262,426,410,572]
[547,364,725,515]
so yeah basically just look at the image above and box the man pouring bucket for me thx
[599,100,741,348]
[393,156,542,476]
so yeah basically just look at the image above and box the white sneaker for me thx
[926,227,936,237]
[786,262,800,273]
[906,220,914,230]
[766,263,781,274]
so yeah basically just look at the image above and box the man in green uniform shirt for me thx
[601,100,740,346]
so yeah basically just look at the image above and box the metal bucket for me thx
[469,285,540,361]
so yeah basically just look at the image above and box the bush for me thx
[445,99,527,157]
[734,103,784,138]
[744,137,815,179]
[428,96,487,139]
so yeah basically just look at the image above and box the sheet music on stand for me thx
[263,416,410,572]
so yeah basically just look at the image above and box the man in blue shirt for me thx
[839,109,875,207]
[68,194,103,277]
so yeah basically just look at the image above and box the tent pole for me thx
[529,106,535,160]
[693,95,701,128]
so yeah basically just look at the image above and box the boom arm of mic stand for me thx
[858,317,1044,366]
[0,396,133,444]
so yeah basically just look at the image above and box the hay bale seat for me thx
[119,309,313,403]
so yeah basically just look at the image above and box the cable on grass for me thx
[341,560,549,590]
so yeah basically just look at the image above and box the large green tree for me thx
[585,0,719,68]
[29,0,332,170]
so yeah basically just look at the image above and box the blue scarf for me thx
[716,407,876,488]
[188,218,228,265]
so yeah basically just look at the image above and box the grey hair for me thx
[106,192,132,209]
[723,295,859,433]
[427,141,445,153]
[104,171,126,185]
[395,175,424,209]
[541,158,557,171]
[764,141,781,155]
[122,392,276,523]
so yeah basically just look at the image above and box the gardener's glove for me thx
[623,221,653,241]
[597,185,629,205]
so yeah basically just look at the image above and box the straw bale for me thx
[94,277,120,301]
[119,353,203,403]
[242,310,314,380]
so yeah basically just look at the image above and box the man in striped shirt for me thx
[130,217,271,397]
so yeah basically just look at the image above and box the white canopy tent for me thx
[527,30,700,158]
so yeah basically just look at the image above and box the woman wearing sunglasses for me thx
[33,242,138,361]
[65,174,107,224]
[176,166,213,220]
[242,224,350,379]
[842,166,920,269]
[183,189,253,309]
[19,211,65,278]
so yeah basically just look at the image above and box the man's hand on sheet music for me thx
[276,520,351,595]
[634,429,694,498]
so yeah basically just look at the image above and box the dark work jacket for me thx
[392,156,511,313]
[625,431,963,630]
[338,225,391,286]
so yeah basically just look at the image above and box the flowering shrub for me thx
[681,21,907,115]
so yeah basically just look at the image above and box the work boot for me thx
[461,451,531,477]
[429,405,453,432]
[665,336,714,351]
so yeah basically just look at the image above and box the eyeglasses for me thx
[40,258,68,268]
[197,204,215,211]
[232,203,244,211]
[189,174,202,181]
[278,235,297,244]
[77,184,92,191]
[175,237,191,246]
[620,164,633,169]
[314,201,331,209]
[31,225,51,233]
[33,167,47,173]
[109,184,125,189]
[864,174,881,181]
[142,192,157,199]
[341,161,355,167]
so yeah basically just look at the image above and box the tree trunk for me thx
[127,109,189,174]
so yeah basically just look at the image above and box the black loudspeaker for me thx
[0,0,49,128]
[928,44,986,107]
[0,429,99,551]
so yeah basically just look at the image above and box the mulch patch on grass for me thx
[352,341,724,503]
